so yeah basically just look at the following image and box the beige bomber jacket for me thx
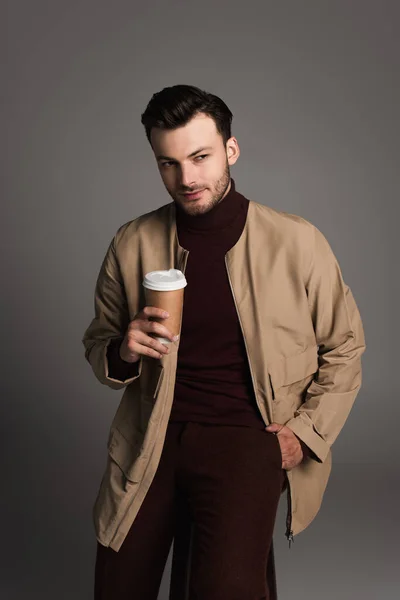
[82,198,366,552]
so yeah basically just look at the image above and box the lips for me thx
[183,189,205,199]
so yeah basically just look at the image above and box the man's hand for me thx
[119,306,179,363]
[265,422,304,470]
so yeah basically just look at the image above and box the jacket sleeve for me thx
[82,235,143,390]
[285,224,366,463]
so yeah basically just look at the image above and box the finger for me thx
[127,330,170,359]
[141,306,170,320]
[133,341,166,360]
[265,422,282,433]
[141,319,178,342]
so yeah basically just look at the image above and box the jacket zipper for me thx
[225,255,294,549]
[285,475,294,548]
[224,256,268,429]
[110,250,190,548]
[110,365,172,546]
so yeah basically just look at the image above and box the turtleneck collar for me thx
[175,178,245,233]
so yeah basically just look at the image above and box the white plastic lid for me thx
[143,269,187,291]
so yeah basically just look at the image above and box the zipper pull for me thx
[286,530,294,548]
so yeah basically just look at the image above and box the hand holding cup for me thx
[119,306,179,362]
[120,269,187,363]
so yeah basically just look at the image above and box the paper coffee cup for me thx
[142,269,187,344]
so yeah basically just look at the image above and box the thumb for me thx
[265,422,282,433]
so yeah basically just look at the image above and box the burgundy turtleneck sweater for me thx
[107,178,312,458]
[168,178,265,429]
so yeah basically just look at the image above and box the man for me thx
[82,85,366,599]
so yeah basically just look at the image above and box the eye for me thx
[161,161,175,168]
[195,154,208,161]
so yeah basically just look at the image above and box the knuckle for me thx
[151,338,161,351]
[127,330,137,343]
[126,342,136,355]
[129,319,140,331]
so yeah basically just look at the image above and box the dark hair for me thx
[141,84,233,147]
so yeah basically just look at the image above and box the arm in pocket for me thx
[285,224,366,463]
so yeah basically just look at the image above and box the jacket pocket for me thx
[268,344,319,400]
[107,426,147,484]
[139,356,165,400]
[93,429,145,543]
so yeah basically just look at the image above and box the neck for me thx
[175,178,244,232]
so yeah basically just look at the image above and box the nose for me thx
[178,164,197,190]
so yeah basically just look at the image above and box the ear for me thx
[226,137,240,165]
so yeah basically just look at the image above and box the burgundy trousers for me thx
[94,421,286,600]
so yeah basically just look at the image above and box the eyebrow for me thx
[156,146,213,161]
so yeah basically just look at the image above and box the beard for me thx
[168,160,231,216]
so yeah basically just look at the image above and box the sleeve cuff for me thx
[294,434,317,462]
[285,415,330,463]
[106,338,142,383]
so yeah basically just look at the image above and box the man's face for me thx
[150,112,240,216]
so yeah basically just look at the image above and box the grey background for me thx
[3,0,399,598]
